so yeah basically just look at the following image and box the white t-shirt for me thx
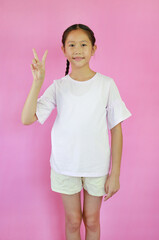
[36,72,132,177]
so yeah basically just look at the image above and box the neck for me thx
[69,65,96,81]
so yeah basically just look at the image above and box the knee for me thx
[66,213,82,232]
[83,214,100,232]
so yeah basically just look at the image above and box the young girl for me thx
[21,23,132,240]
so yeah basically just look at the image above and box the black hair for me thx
[61,24,96,76]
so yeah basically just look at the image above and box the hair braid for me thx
[65,59,70,76]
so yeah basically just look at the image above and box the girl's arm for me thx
[110,122,123,176]
[104,123,122,201]
[21,80,41,125]
[21,48,48,125]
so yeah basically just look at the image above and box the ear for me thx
[61,46,66,56]
[91,45,97,56]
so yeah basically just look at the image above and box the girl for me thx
[21,24,132,240]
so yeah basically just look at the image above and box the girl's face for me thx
[61,29,97,70]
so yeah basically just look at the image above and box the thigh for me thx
[83,189,103,221]
[61,192,82,222]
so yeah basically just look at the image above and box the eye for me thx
[69,44,87,47]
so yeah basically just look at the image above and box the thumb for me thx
[106,184,109,194]
[105,177,109,194]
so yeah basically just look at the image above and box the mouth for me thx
[73,57,84,61]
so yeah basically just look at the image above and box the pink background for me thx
[1,0,159,239]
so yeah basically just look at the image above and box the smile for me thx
[73,57,84,61]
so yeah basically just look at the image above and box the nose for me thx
[74,44,82,55]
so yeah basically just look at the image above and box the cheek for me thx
[85,47,93,55]
[85,51,92,58]
[65,50,72,58]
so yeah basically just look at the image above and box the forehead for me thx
[66,29,90,43]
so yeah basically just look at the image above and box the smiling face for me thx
[61,29,97,71]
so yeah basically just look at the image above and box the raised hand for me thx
[31,48,48,84]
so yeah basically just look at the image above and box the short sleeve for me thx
[36,81,57,124]
[106,79,132,130]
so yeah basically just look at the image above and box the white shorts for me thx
[50,168,108,196]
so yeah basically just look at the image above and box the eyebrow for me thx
[67,40,88,43]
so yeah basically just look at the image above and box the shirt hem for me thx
[51,165,109,177]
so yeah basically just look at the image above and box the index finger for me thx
[32,48,40,61]
[42,50,48,64]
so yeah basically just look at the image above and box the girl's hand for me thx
[104,173,120,201]
[31,48,48,84]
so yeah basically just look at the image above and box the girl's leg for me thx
[83,189,103,240]
[61,191,82,240]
